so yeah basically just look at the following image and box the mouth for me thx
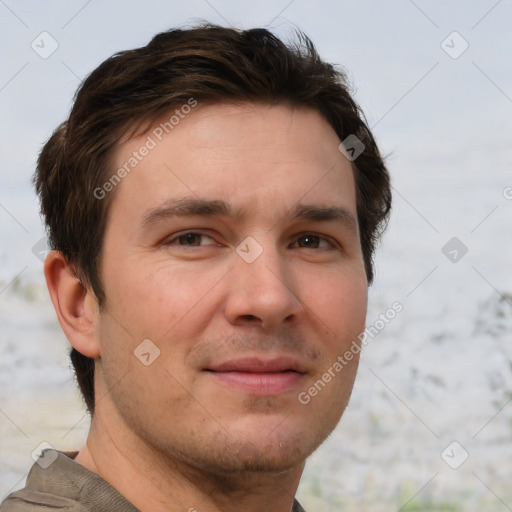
[203,356,307,395]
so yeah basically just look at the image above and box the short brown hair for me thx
[34,24,391,414]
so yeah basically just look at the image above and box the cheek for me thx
[300,266,368,342]
[105,258,224,338]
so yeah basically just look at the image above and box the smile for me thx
[204,357,308,395]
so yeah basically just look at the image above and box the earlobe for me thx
[44,250,101,359]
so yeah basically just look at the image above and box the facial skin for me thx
[46,103,368,512]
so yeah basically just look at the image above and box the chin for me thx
[153,424,314,481]
[203,419,333,477]
[196,441,307,477]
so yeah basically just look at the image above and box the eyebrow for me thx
[290,204,358,234]
[141,198,242,229]
[140,197,358,234]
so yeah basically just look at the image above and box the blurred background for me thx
[1,1,511,510]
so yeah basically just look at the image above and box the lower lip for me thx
[206,371,305,395]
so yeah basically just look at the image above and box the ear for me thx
[44,250,101,359]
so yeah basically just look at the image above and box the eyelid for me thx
[292,233,338,249]
[162,230,340,250]
[163,230,219,246]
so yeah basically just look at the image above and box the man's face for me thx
[95,103,367,474]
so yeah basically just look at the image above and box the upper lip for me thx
[205,356,307,374]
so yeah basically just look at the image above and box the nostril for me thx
[240,314,260,322]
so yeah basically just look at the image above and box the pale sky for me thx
[1,0,511,289]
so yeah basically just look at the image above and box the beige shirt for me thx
[1,450,306,512]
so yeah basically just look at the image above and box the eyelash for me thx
[164,231,337,249]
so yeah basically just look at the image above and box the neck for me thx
[75,408,304,512]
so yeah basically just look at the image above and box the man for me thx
[1,24,390,512]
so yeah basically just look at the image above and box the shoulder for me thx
[1,449,138,512]
[293,498,307,512]
[1,488,85,511]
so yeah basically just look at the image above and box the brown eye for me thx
[297,235,321,248]
[295,234,333,249]
[165,232,218,247]
[178,233,202,246]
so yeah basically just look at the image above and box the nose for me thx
[223,241,304,331]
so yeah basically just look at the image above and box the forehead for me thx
[107,102,356,226]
